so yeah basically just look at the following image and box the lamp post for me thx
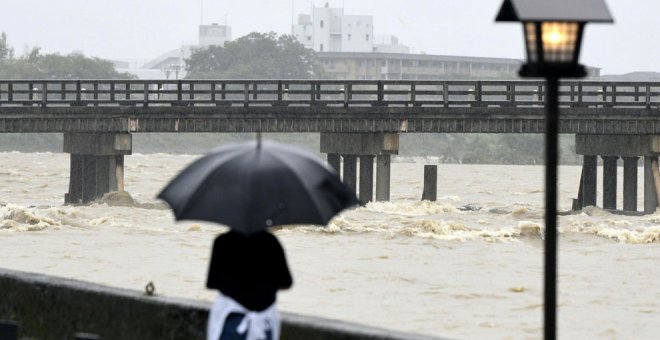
[495,1,613,339]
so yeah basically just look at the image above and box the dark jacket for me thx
[207,230,293,311]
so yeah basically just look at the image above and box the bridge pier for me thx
[320,133,399,204]
[63,133,132,204]
[623,157,639,212]
[575,134,660,214]
[326,153,341,174]
[602,156,618,210]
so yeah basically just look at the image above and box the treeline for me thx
[0,133,581,165]
[0,32,133,79]
[185,32,323,79]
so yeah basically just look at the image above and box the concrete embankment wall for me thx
[0,268,442,340]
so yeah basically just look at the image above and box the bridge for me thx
[1,79,659,212]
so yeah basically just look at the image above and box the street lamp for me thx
[495,1,613,339]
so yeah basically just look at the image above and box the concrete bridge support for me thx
[327,153,341,174]
[575,135,660,214]
[602,156,618,210]
[63,133,132,204]
[622,157,639,212]
[582,155,598,208]
[343,155,358,194]
[320,133,399,204]
[643,157,658,214]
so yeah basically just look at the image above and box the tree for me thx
[0,32,14,60]
[185,32,323,79]
[0,32,134,79]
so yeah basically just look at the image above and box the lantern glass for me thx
[524,22,538,62]
[524,21,580,64]
[542,22,579,63]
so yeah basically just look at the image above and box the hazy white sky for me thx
[1,0,657,74]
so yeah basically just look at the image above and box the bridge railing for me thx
[0,80,658,109]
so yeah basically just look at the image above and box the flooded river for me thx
[0,151,658,339]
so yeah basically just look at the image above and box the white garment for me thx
[207,293,281,340]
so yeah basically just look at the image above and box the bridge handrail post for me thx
[211,81,216,103]
[612,85,617,107]
[221,82,226,101]
[243,82,249,107]
[253,82,258,100]
[143,83,149,108]
[93,82,98,107]
[156,82,162,101]
[646,84,652,109]
[344,83,350,107]
[277,81,283,103]
[177,80,183,105]
[410,82,416,106]
[42,81,47,108]
[7,82,12,103]
[28,82,34,102]
[110,82,115,102]
[509,83,515,104]
[310,81,315,106]
[475,81,482,106]
[377,80,384,105]
[76,80,81,105]
[443,82,449,108]
[578,83,583,105]
[190,82,195,103]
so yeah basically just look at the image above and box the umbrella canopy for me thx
[158,140,358,234]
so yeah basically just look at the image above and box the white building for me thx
[199,23,232,47]
[129,24,232,79]
[373,35,410,54]
[292,3,374,53]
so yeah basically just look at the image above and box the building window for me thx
[348,34,351,41]
[366,34,369,41]
[307,36,311,41]
[320,44,324,51]
[320,20,324,28]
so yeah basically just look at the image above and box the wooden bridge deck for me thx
[0,79,658,134]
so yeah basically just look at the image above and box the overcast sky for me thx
[1,0,657,74]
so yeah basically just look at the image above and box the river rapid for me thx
[0,151,658,339]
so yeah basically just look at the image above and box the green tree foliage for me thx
[185,32,322,79]
[0,32,133,79]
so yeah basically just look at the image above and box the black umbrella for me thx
[158,139,358,234]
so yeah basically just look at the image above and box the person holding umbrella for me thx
[205,229,291,340]
[158,136,358,340]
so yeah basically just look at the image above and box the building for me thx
[315,52,601,80]
[141,45,193,79]
[199,23,232,47]
[125,24,232,79]
[293,3,397,53]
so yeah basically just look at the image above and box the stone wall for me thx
[0,268,442,340]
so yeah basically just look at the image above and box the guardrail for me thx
[0,80,658,109]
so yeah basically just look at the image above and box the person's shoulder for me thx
[214,230,242,243]
[254,231,279,241]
